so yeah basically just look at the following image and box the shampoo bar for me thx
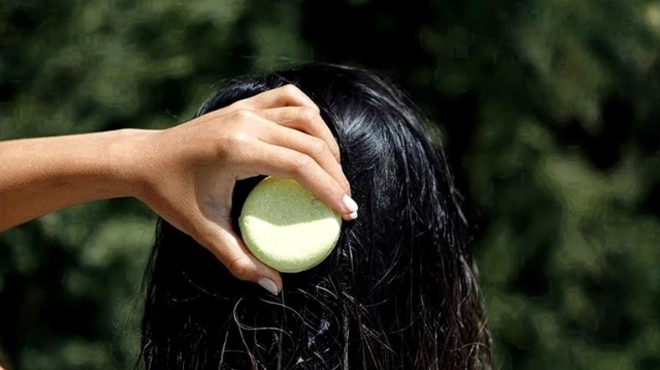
[239,177,342,273]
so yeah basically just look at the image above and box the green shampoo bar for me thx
[239,177,342,273]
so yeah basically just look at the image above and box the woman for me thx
[140,64,492,370]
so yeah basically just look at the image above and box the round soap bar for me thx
[239,177,342,273]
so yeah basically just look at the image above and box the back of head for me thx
[141,64,492,370]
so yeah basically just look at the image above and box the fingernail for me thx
[258,278,279,295]
[342,194,358,213]
[346,211,358,220]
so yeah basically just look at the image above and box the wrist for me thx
[107,128,159,201]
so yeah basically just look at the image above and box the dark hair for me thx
[140,64,492,370]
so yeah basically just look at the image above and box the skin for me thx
[0,85,358,295]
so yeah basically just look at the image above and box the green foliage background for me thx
[1,0,660,369]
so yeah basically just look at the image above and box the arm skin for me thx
[0,129,147,232]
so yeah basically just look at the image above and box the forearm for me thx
[0,129,149,231]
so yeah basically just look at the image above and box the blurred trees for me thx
[1,0,659,369]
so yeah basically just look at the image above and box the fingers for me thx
[228,85,343,164]
[196,218,283,295]
[257,106,341,163]
[259,120,350,194]
[233,84,319,112]
[227,110,356,218]
[250,142,358,220]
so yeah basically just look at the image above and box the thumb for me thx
[196,219,283,295]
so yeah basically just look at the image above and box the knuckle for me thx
[307,138,328,158]
[233,109,255,122]
[220,133,252,158]
[226,255,252,281]
[289,154,313,175]
[281,84,301,96]
[298,106,319,122]
[227,131,251,147]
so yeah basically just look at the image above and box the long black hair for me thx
[140,64,492,370]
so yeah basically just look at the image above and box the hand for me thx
[133,85,357,295]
